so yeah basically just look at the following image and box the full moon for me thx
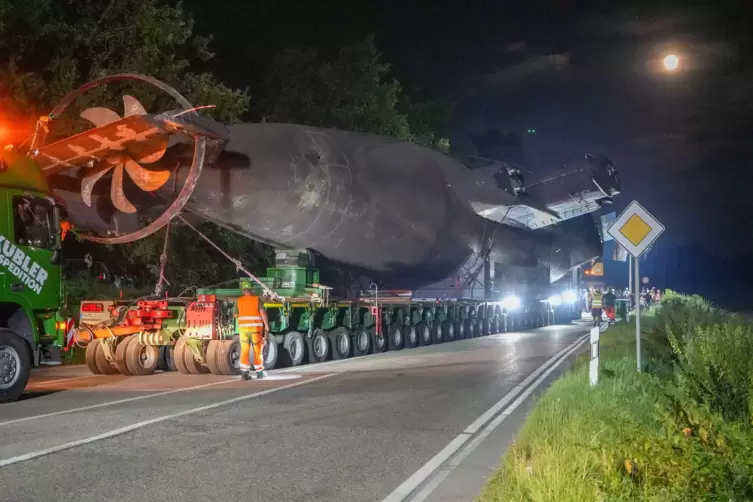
[663,54,679,71]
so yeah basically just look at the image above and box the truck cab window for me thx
[13,196,56,250]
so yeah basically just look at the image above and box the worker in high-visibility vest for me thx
[591,288,604,323]
[234,285,270,380]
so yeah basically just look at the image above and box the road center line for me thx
[381,331,590,502]
[0,372,335,469]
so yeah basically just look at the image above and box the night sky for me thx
[185,0,753,302]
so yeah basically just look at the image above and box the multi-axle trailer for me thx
[75,251,577,377]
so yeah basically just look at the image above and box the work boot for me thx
[241,370,251,381]
[256,370,267,380]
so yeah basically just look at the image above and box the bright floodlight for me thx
[663,54,679,71]
[548,295,562,306]
[501,294,521,311]
[562,290,578,304]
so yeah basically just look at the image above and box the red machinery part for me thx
[125,300,173,330]
[185,298,218,340]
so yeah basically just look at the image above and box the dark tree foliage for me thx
[1,1,452,300]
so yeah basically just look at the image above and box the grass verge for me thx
[479,292,753,501]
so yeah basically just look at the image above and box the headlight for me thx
[501,294,521,311]
[548,295,562,306]
[562,290,577,304]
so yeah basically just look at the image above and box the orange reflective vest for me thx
[237,295,264,331]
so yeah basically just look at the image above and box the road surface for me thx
[0,322,592,502]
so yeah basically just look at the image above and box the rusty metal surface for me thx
[40,74,209,245]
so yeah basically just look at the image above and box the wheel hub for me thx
[314,336,326,357]
[0,346,21,389]
[357,332,369,351]
[337,334,348,353]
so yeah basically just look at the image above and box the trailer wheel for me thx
[370,325,388,353]
[164,346,177,371]
[430,322,442,344]
[263,336,279,369]
[85,339,103,375]
[388,325,404,351]
[220,336,242,375]
[309,329,331,363]
[95,341,119,375]
[472,319,482,338]
[282,331,306,366]
[403,325,418,349]
[206,340,222,375]
[489,316,499,334]
[416,322,432,346]
[482,317,491,336]
[125,339,160,376]
[454,321,464,340]
[157,346,168,371]
[442,321,455,341]
[0,328,32,404]
[114,336,136,375]
[462,319,473,339]
[331,327,353,360]
[352,328,371,356]
[173,337,191,374]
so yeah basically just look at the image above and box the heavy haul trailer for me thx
[75,252,557,377]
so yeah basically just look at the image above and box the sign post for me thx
[607,201,665,372]
[589,325,600,386]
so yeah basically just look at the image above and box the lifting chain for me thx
[153,222,171,297]
[176,214,285,302]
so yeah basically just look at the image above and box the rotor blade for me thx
[130,135,169,164]
[111,164,137,213]
[123,95,147,116]
[123,158,170,192]
[80,107,121,127]
[81,163,115,207]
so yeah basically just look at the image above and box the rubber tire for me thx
[454,321,465,340]
[157,346,169,371]
[125,339,159,376]
[114,336,136,375]
[309,329,331,363]
[473,320,482,338]
[416,322,432,346]
[173,337,191,375]
[352,328,371,357]
[432,322,443,344]
[388,325,404,351]
[217,336,241,375]
[205,340,223,375]
[403,325,419,349]
[174,337,210,374]
[370,325,388,354]
[331,327,353,360]
[164,346,177,371]
[282,331,306,366]
[482,317,491,336]
[95,341,119,375]
[0,328,32,403]
[462,319,473,339]
[263,336,279,369]
[442,321,455,342]
[85,339,103,375]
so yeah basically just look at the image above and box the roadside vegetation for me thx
[479,291,753,501]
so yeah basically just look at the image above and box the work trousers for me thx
[239,330,264,371]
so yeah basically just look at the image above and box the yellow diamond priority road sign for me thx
[607,201,665,258]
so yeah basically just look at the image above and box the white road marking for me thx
[0,372,334,468]
[381,331,590,502]
[0,377,239,427]
[409,334,590,502]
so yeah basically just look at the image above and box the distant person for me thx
[642,289,653,310]
[591,288,603,325]
[603,288,617,323]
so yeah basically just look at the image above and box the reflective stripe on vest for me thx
[592,293,603,308]
[238,296,264,329]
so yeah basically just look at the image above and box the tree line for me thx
[0,0,455,297]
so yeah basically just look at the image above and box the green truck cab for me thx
[0,147,66,403]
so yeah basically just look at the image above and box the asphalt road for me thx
[0,322,592,502]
